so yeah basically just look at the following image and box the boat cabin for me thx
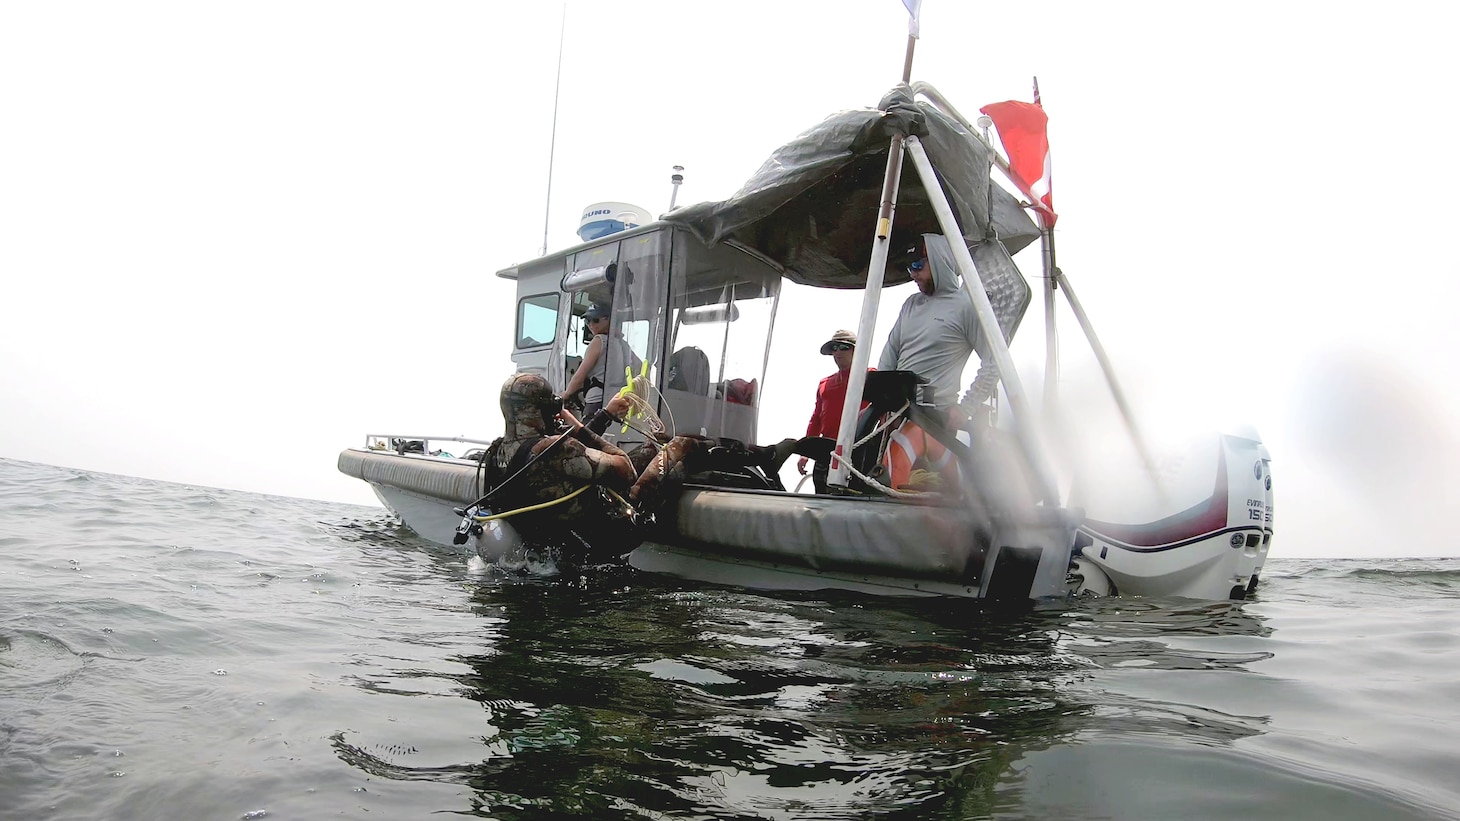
[496,224,781,448]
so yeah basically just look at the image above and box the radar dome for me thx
[578,202,652,242]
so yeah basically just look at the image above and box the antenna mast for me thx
[667,165,685,211]
[539,4,567,257]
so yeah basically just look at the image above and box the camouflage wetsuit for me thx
[486,374,638,547]
[488,373,801,547]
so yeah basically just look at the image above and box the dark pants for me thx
[812,458,830,495]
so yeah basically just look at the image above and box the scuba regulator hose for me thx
[452,423,577,545]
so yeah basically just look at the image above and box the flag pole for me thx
[1041,218,1058,415]
[826,28,917,489]
[1034,77,1060,425]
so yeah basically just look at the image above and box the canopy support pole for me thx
[827,36,917,490]
[904,135,1062,507]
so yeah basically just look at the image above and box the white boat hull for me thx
[340,447,1077,601]
[342,426,1274,602]
[367,482,472,549]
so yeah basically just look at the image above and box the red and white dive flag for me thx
[979,86,1057,227]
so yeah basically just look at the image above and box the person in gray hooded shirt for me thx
[877,233,997,412]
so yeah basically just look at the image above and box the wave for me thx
[1268,557,1459,580]
[1347,565,1460,584]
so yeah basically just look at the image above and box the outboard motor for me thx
[1068,426,1273,600]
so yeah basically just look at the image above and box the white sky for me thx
[3,1,1456,558]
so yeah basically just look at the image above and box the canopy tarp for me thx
[664,86,1040,289]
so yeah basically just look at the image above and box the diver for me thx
[467,373,806,557]
[474,373,639,556]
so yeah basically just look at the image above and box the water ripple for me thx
[2,458,1457,820]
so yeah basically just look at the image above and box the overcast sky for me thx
[3,1,1456,558]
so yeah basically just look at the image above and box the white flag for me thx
[902,0,921,38]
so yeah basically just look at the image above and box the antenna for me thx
[667,165,685,211]
[975,114,993,146]
[539,4,567,257]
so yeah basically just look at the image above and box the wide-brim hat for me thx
[819,329,857,355]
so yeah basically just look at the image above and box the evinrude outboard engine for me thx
[1068,426,1273,600]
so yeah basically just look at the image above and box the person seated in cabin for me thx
[558,303,643,418]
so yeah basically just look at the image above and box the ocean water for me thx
[1,457,1456,821]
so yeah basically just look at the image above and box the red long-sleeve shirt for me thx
[805,369,872,438]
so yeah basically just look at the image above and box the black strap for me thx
[583,408,621,436]
[483,435,546,514]
[498,435,545,481]
[475,437,503,499]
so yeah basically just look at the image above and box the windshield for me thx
[658,230,780,443]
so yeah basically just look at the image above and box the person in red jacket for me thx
[798,329,872,493]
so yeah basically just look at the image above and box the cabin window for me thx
[605,233,668,397]
[562,292,596,389]
[659,230,780,443]
[516,293,558,349]
[562,243,621,392]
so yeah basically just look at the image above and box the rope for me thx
[472,479,642,525]
[840,459,931,500]
[852,400,910,449]
[831,400,943,500]
[904,468,944,490]
[616,365,670,437]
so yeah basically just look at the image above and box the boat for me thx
[338,52,1272,602]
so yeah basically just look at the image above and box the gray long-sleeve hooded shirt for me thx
[877,233,997,409]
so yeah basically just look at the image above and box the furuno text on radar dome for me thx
[577,201,652,242]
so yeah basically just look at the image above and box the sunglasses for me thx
[828,342,854,352]
[907,259,927,275]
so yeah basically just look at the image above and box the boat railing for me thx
[361,434,498,459]
[909,82,1018,184]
